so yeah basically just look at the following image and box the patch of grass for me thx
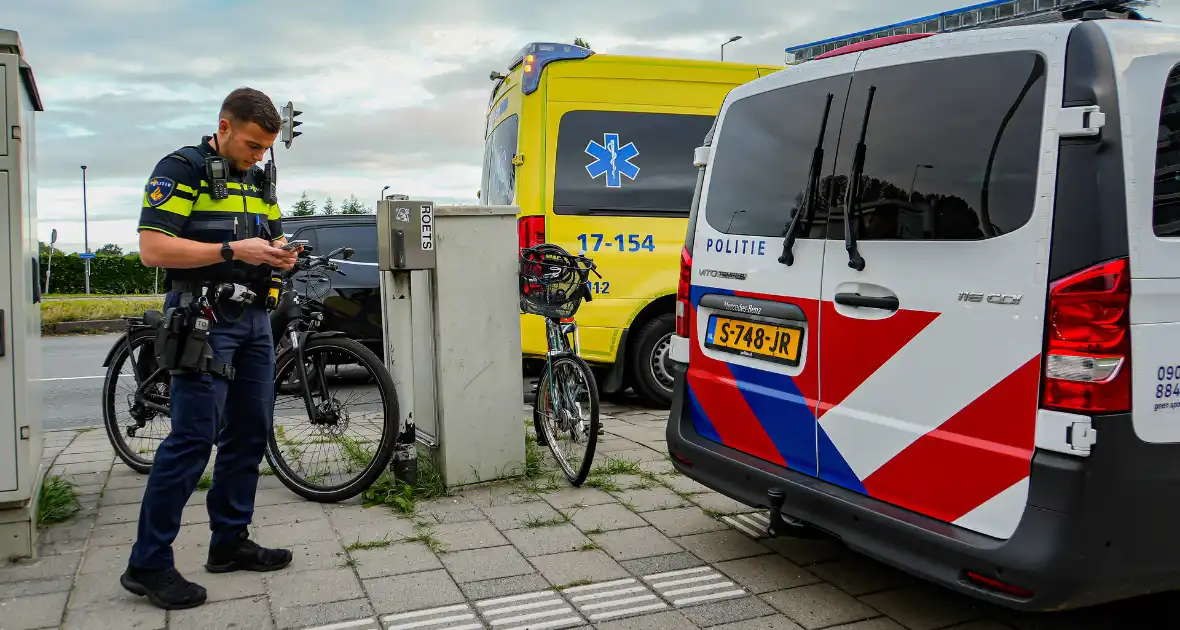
[580,541,599,551]
[345,536,393,551]
[583,527,605,536]
[196,474,213,491]
[363,474,416,514]
[37,475,80,526]
[414,450,449,501]
[339,556,360,569]
[584,476,622,493]
[403,522,446,554]
[519,473,563,495]
[702,508,724,519]
[41,297,163,327]
[360,447,449,516]
[626,478,658,491]
[523,433,546,480]
[671,489,701,502]
[591,456,644,477]
[523,514,569,529]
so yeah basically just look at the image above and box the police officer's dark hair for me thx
[219,87,281,134]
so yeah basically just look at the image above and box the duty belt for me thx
[170,280,263,307]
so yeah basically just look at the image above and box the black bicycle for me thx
[100,246,400,503]
[520,244,602,486]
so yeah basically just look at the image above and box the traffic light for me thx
[280,101,303,148]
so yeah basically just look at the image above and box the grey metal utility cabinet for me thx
[377,201,524,487]
[0,26,46,561]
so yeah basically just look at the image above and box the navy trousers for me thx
[129,292,275,571]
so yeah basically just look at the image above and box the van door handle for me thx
[834,292,899,311]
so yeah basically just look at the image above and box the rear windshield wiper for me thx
[844,85,876,271]
[779,93,835,266]
[1156,219,1180,237]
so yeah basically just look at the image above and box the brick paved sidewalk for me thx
[1,403,1172,630]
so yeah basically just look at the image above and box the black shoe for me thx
[121,566,207,610]
[205,532,293,573]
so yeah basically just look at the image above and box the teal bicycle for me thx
[519,244,602,486]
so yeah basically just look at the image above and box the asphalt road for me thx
[39,332,545,432]
[39,332,117,431]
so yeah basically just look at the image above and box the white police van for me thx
[667,7,1180,611]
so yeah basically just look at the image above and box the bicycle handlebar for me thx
[286,246,354,278]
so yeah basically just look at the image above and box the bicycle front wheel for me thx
[533,354,600,486]
[266,335,399,503]
[102,329,172,474]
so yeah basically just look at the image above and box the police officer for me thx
[121,87,300,610]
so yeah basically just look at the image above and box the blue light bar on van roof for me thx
[510,42,594,95]
[784,0,1154,61]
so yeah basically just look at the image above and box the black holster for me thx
[152,306,235,381]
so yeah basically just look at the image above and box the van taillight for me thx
[518,216,545,250]
[676,247,692,337]
[1041,257,1132,414]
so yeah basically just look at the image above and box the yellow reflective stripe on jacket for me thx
[190,196,272,215]
[191,181,280,217]
[143,189,195,217]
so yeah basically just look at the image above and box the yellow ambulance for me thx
[481,42,780,408]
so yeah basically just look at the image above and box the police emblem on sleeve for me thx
[146,177,176,207]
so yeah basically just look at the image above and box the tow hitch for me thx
[767,488,824,539]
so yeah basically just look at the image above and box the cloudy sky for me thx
[7,0,1178,253]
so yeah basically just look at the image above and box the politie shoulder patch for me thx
[146,177,176,207]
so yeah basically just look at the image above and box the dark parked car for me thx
[282,214,383,354]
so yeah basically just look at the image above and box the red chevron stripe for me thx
[862,355,1041,523]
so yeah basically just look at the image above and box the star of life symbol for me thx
[585,132,640,188]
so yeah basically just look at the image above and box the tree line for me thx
[287,191,373,216]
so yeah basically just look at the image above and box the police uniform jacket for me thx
[137,136,283,294]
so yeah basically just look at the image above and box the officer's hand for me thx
[230,238,290,267]
[272,247,298,270]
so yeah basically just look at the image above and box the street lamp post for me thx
[909,164,934,201]
[380,185,390,207]
[81,165,90,295]
[721,35,742,61]
[45,228,57,294]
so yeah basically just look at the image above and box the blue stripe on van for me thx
[687,384,722,444]
[727,362,818,476]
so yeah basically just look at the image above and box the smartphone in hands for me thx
[279,239,309,251]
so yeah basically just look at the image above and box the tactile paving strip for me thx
[562,577,668,622]
[381,603,481,630]
[642,566,746,606]
[722,511,771,539]
[305,619,382,630]
[301,566,750,630]
[475,589,582,629]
